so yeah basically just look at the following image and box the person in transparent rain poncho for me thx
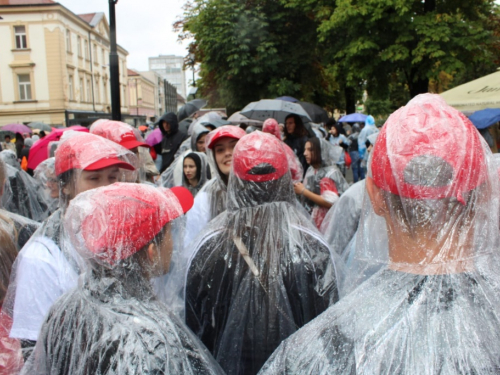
[259,93,500,375]
[33,158,59,216]
[182,152,210,197]
[183,125,246,245]
[0,150,51,223]
[294,137,349,228]
[90,119,157,183]
[20,183,224,375]
[158,123,211,189]
[1,131,138,359]
[357,115,379,160]
[184,131,341,375]
[262,118,303,182]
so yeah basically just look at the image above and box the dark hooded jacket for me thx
[185,132,339,375]
[155,112,188,172]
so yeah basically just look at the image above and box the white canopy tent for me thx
[440,69,500,114]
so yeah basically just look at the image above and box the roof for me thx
[0,0,55,4]
[128,69,140,77]
[77,12,104,27]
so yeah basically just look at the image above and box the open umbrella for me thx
[145,128,163,147]
[28,127,88,170]
[298,102,329,124]
[2,123,32,134]
[139,125,148,132]
[241,99,311,124]
[28,122,52,132]
[177,99,208,122]
[275,96,299,103]
[179,118,193,134]
[469,108,500,130]
[337,113,368,123]
[227,111,264,126]
[200,119,231,129]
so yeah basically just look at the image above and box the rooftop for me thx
[0,0,55,4]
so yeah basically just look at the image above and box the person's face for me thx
[183,157,198,183]
[4,137,10,143]
[46,173,59,199]
[214,137,238,176]
[196,134,207,153]
[285,117,296,134]
[162,121,171,133]
[150,224,173,276]
[304,141,313,165]
[329,127,338,136]
[69,166,120,200]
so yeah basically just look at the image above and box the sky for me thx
[57,0,190,72]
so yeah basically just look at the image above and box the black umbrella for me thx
[177,99,207,122]
[298,101,329,124]
[178,118,193,134]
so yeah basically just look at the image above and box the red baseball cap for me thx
[371,94,486,204]
[205,125,246,150]
[262,118,281,141]
[232,131,289,182]
[55,132,136,176]
[90,119,149,150]
[68,183,194,264]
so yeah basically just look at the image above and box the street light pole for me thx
[109,0,121,120]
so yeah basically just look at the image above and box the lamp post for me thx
[109,0,121,120]
[189,53,196,98]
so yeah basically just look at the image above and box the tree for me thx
[176,0,340,113]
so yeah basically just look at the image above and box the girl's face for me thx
[285,117,296,134]
[213,137,238,176]
[196,134,207,153]
[183,157,198,184]
[65,166,120,200]
[329,127,338,136]
[151,224,173,276]
[46,173,60,199]
[304,141,313,165]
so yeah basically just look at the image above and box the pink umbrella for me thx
[145,128,163,147]
[2,123,32,134]
[28,127,88,170]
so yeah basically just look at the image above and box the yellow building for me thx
[128,69,156,122]
[0,0,130,127]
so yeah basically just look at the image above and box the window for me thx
[18,74,32,101]
[101,48,105,66]
[103,80,108,104]
[86,78,91,102]
[77,36,82,57]
[68,75,74,100]
[93,44,98,64]
[14,26,27,49]
[122,85,126,106]
[79,77,84,101]
[66,29,71,52]
[84,39,89,60]
[95,77,100,103]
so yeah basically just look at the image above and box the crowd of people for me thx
[1,93,499,374]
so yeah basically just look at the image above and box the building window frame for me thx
[66,29,72,53]
[84,39,89,61]
[14,25,28,50]
[86,77,92,102]
[16,72,33,101]
[68,74,74,101]
[95,76,100,103]
[79,77,84,102]
[77,35,82,58]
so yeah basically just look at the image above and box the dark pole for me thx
[109,0,121,120]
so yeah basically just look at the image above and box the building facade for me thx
[0,0,130,127]
[139,70,167,120]
[149,55,187,100]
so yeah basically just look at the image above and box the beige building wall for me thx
[128,71,156,119]
[140,70,165,118]
[0,3,130,127]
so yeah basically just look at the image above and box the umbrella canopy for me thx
[139,125,148,132]
[145,128,163,147]
[2,123,32,134]
[227,111,264,126]
[177,99,207,122]
[275,96,299,103]
[200,119,231,128]
[28,122,52,132]
[241,99,312,124]
[337,113,368,123]
[28,127,88,170]
[468,108,500,130]
[179,118,193,134]
[298,102,329,124]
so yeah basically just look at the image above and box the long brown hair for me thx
[0,219,17,306]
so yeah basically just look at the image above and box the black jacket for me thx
[284,135,308,176]
[155,112,188,172]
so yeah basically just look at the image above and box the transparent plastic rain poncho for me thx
[158,151,209,196]
[258,94,500,375]
[183,126,246,246]
[357,114,379,159]
[301,138,349,228]
[33,158,59,216]
[187,111,225,136]
[90,119,152,182]
[20,183,224,375]
[1,131,139,353]
[183,131,340,375]
[262,119,303,182]
[0,151,51,223]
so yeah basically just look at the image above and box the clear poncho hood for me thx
[258,93,500,375]
[183,132,341,375]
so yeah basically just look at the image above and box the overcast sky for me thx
[57,0,190,72]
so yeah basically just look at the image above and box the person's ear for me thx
[146,242,157,262]
[366,177,387,217]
